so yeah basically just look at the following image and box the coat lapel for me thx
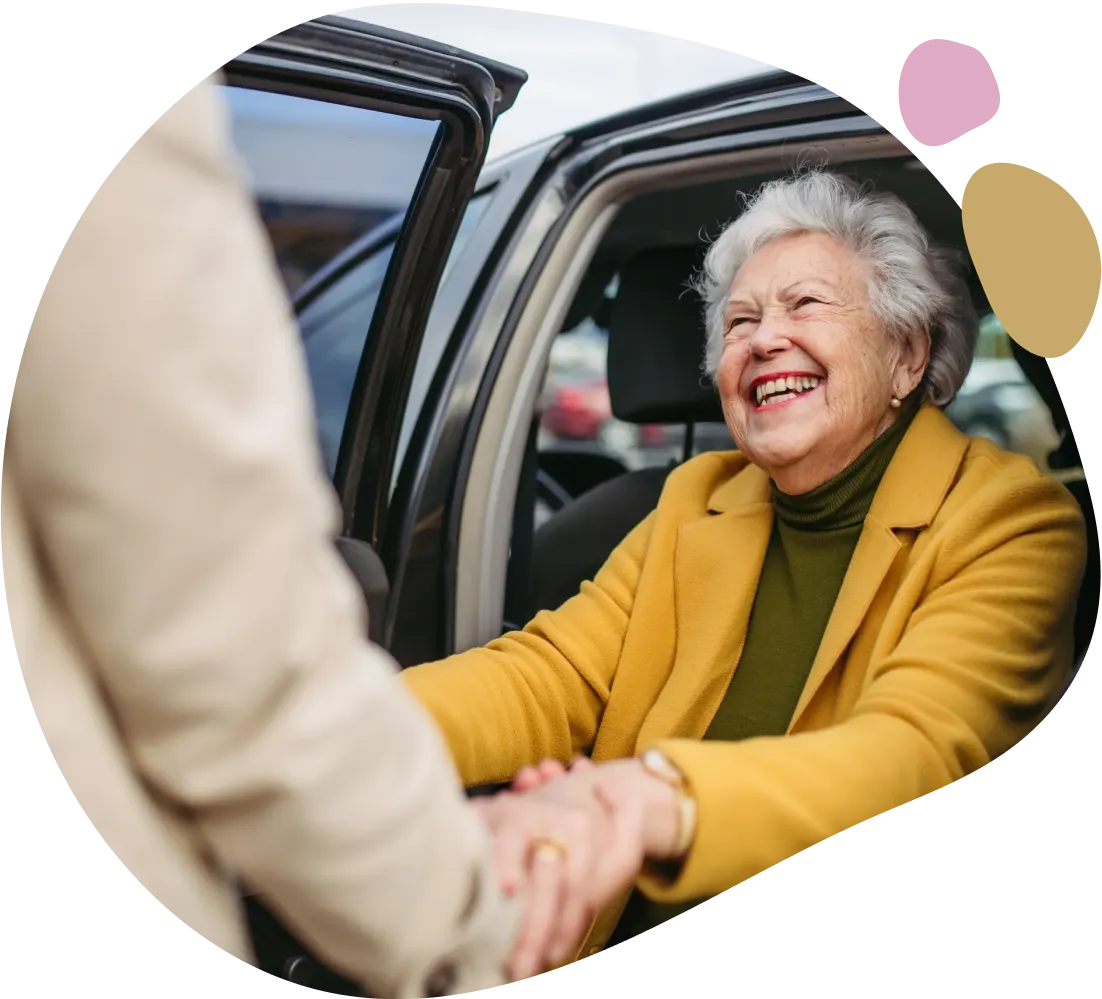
[637,407,971,744]
[789,516,901,726]
[789,406,971,728]
[636,464,773,745]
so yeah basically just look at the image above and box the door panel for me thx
[333,538,390,644]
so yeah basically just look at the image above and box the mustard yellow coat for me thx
[402,406,1086,953]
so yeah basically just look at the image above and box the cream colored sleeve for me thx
[13,76,517,998]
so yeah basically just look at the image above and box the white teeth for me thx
[754,375,823,406]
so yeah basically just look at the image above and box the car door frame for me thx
[224,14,526,560]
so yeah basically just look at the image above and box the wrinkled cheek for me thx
[718,383,749,449]
[717,345,750,402]
[716,351,741,399]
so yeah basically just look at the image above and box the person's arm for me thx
[401,511,655,787]
[634,469,1085,903]
[14,77,517,998]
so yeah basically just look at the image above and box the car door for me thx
[219,16,526,989]
[223,14,526,642]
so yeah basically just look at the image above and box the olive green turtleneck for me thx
[607,399,920,946]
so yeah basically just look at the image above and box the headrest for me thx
[1008,337,1079,468]
[607,247,724,425]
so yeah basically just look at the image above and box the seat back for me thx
[530,247,715,614]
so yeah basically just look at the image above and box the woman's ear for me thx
[894,330,932,398]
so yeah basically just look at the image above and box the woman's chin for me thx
[743,434,819,481]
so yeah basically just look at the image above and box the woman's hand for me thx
[511,755,595,793]
[472,777,646,980]
[511,757,684,861]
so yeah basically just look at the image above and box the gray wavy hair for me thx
[692,170,978,406]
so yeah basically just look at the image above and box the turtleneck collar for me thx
[771,394,921,531]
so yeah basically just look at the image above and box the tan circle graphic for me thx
[963,163,1100,357]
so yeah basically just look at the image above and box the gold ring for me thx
[530,836,569,863]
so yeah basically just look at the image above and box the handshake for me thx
[471,754,692,980]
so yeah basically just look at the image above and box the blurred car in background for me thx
[538,322,665,457]
[945,315,1059,472]
[541,379,669,451]
[541,375,611,441]
[537,318,734,470]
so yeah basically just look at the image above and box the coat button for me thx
[283,956,315,985]
[425,960,457,997]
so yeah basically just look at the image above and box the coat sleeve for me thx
[13,77,517,999]
[638,467,1085,903]
[401,512,655,786]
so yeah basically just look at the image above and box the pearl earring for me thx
[890,397,901,409]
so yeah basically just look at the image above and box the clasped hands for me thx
[471,756,684,981]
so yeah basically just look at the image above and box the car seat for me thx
[528,246,722,614]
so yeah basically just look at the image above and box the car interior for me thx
[503,155,1099,672]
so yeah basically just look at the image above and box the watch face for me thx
[643,749,682,785]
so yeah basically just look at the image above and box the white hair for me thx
[692,169,978,406]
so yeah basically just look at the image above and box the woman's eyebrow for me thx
[724,278,843,316]
[780,278,841,298]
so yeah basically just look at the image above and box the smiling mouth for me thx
[750,373,823,409]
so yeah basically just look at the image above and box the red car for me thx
[542,376,665,446]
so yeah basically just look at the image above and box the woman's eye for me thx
[794,296,821,309]
[727,316,755,331]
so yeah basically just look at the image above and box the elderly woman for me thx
[401,170,1086,960]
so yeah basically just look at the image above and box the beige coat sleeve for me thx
[12,77,517,998]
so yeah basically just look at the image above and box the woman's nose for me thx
[748,313,792,357]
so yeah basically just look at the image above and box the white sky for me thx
[342,5,773,161]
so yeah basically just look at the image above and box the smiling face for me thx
[716,230,929,494]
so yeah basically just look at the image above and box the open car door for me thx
[225,14,524,613]
[222,16,525,989]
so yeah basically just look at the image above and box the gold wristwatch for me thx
[639,748,697,859]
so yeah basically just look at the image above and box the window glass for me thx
[222,84,457,479]
[294,193,493,479]
[222,85,439,296]
[944,312,1060,473]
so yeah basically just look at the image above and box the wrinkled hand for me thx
[511,755,595,793]
[472,767,647,980]
[513,756,683,861]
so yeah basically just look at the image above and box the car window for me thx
[222,85,439,296]
[945,312,1060,474]
[224,83,491,481]
[296,241,396,476]
[294,193,493,479]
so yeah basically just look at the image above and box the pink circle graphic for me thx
[899,40,1000,145]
